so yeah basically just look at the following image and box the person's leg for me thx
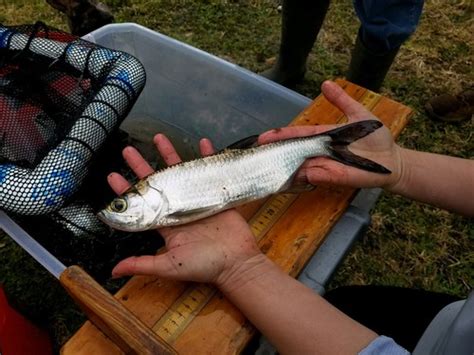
[324,285,461,352]
[46,0,114,36]
[347,0,424,91]
[261,0,331,87]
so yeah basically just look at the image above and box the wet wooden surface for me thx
[62,79,412,354]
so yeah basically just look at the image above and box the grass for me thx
[0,0,473,351]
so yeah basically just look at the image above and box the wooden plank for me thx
[59,266,176,354]
[62,80,412,354]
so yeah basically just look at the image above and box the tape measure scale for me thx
[154,284,214,343]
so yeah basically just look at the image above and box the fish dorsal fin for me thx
[222,135,259,151]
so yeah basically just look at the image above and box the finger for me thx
[258,124,337,145]
[153,133,182,166]
[112,254,179,278]
[107,172,131,195]
[122,146,154,179]
[321,80,374,121]
[199,138,215,156]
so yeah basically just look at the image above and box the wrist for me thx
[384,145,408,193]
[215,253,275,294]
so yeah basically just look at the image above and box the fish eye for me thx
[110,198,127,213]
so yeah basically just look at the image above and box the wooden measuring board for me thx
[62,80,412,354]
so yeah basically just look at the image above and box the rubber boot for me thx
[425,88,474,123]
[261,0,330,87]
[46,0,114,36]
[346,34,400,92]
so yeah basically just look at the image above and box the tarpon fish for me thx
[98,120,390,231]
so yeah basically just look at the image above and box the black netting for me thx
[0,22,162,279]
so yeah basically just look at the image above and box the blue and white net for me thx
[0,22,146,215]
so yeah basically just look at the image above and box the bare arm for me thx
[390,149,474,216]
[218,255,377,355]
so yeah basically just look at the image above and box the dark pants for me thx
[354,0,424,52]
[325,285,461,352]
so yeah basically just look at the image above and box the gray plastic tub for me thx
[84,23,310,158]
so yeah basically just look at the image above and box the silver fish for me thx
[98,120,390,231]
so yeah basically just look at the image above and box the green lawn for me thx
[0,0,472,350]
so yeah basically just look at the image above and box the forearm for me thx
[218,255,377,355]
[389,148,474,216]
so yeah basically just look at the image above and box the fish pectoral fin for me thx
[167,206,220,219]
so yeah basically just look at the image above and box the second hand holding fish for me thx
[259,82,403,190]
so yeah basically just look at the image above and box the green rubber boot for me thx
[261,0,330,87]
[346,34,400,92]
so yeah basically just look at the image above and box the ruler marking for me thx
[152,88,381,344]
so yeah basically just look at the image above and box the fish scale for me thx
[155,142,305,212]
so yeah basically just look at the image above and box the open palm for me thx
[108,135,260,283]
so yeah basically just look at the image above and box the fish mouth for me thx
[96,210,119,228]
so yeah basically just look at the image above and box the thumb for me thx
[321,80,374,121]
[112,254,178,278]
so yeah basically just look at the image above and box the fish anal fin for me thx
[285,183,315,194]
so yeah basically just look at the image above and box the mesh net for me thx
[0,22,162,279]
[0,21,146,215]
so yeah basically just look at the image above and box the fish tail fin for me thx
[324,120,391,174]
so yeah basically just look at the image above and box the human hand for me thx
[259,80,404,189]
[108,135,262,285]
